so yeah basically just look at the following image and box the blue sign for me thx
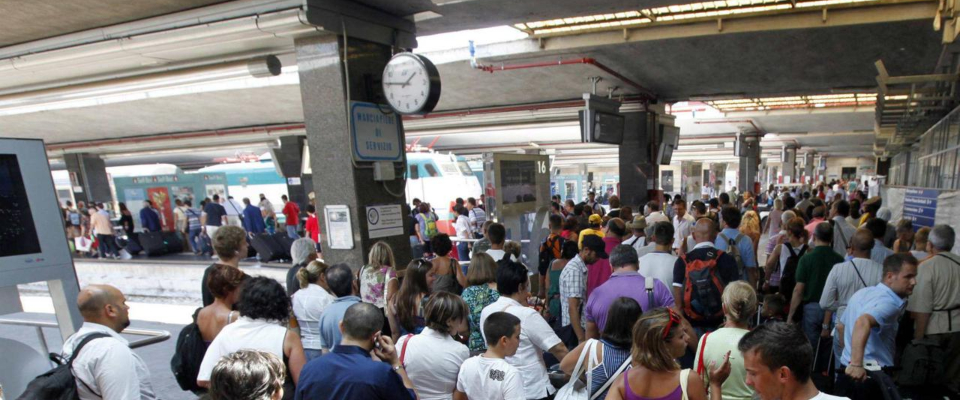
[351,101,403,162]
[903,188,939,228]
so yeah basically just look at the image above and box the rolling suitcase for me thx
[163,232,183,253]
[272,232,294,259]
[125,233,143,256]
[140,231,167,257]
[251,233,283,261]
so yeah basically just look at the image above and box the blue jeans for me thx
[286,225,300,239]
[457,241,470,261]
[802,302,825,350]
[304,348,323,361]
[96,234,117,257]
[189,228,203,254]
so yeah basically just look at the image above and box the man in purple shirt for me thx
[584,244,675,339]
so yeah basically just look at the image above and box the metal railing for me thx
[0,318,171,358]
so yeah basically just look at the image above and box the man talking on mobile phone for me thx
[295,302,419,400]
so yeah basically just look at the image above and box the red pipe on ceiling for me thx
[478,57,656,100]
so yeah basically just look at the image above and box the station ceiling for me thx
[0,0,948,166]
[0,0,228,47]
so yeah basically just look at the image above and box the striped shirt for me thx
[819,257,883,321]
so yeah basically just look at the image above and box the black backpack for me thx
[778,244,807,305]
[17,333,110,400]
[170,308,209,394]
[538,234,565,276]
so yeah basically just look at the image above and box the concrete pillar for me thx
[876,157,891,177]
[295,35,412,268]
[270,136,309,210]
[620,111,655,209]
[803,152,815,184]
[737,133,761,194]
[63,153,111,205]
[781,145,798,183]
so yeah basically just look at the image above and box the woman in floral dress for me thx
[358,241,400,335]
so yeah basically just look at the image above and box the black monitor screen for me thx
[0,154,42,257]
[500,160,537,205]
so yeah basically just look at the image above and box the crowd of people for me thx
[51,179,960,400]
[61,193,310,260]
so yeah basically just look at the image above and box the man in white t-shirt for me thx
[480,261,568,400]
[455,312,525,400]
[484,223,517,263]
[638,221,678,288]
[672,199,695,251]
[644,200,670,226]
[739,322,850,400]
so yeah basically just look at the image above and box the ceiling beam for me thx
[534,1,936,52]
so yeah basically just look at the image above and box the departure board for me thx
[0,154,42,257]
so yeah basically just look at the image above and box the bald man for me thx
[819,228,885,369]
[61,285,156,399]
[672,218,740,335]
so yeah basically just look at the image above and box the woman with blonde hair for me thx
[739,210,762,261]
[764,197,784,237]
[460,253,500,353]
[911,226,931,260]
[358,241,400,334]
[763,215,807,295]
[693,281,757,400]
[605,308,730,400]
[291,260,335,360]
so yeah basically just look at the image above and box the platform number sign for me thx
[538,160,548,174]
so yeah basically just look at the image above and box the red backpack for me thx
[681,251,726,322]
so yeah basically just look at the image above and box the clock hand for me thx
[402,71,417,87]
[384,81,407,86]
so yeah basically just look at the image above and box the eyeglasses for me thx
[664,309,681,339]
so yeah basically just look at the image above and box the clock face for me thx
[382,53,441,115]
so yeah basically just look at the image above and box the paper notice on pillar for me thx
[287,177,301,186]
[366,204,404,239]
[324,205,354,250]
[350,101,403,163]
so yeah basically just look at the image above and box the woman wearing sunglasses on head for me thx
[605,308,731,400]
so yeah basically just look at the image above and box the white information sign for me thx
[366,204,405,239]
[350,101,403,162]
[324,205,354,250]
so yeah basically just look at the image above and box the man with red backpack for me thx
[672,218,740,339]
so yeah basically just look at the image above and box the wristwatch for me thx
[393,364,404,372]
[822,323,830,330]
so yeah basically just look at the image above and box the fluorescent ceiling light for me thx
[431,0,479,5]
[414,11,443,22]
[0,56,287,117]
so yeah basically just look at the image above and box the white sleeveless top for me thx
[197,317,287,381]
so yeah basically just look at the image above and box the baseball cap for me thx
[588,214,602,225]
[581,235,609,259]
